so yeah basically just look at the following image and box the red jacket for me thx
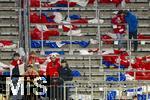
[46,60,61,78]
[28,56,46,65]
[111,15,126,34]
[11,59,23,67]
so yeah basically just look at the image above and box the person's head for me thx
[13,53,20,60]
[30,51,36,57]
[117,10,124,16]
[50,54,57,62]
[122,91,127,97]
[26,64,33,71]
[133,95,138,100]
[61,59,68,68]
[123,10,129,16]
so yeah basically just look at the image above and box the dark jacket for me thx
[125,11,138,33]
[59,66,73,81]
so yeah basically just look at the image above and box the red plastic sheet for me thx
[0,40,13,46]
[30,0,40,7]
[127,57,150,80]
[28,56,46,65]
[138,34,150,39]
[30,13,40,23]
[31,28,60,40]
[62,25,78,32]
[99,0,130,6]
[71,19,88,24]
[101,35,113,44]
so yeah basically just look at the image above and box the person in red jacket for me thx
[111,10,126,50]
[46,54,61,78]
[28,51,45,65]
[10,53,23,67]
[46,54,62,99]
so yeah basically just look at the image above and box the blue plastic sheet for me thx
[106,73,126,82]
[103,60,125,69]
[72,70,81,77]
[126,87,142,92]
[31,40,90,48]
[45,51,65,55]
[138,94,146,100]
[102,60,111,68]
[72,41,90,48]
[69,14,81,20]
[31,40,42,48]
[44,41,59,48]
[107,91,116,100]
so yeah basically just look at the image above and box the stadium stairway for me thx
[0,0,149,99]
[28,0,150,99]
[0,0,20,64]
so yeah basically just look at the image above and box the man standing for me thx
[111,10,126,50]
[124,10,138,52]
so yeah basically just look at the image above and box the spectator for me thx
[28,51,45,72]
[10,53,23,67]
[59,59,73,81]
[24,64,39,78]
[111,10,126,50]
[59,60,73,100]
[24,65,39,100]
[120,91,128,100]
[10,53,23,77]
[46,54,62,99]
[124,10,138,52]
[28,51,45,65]
[46,54,61,78]
[132,95,138,100]
[11,65,22,100]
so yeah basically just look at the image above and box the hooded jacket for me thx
[125,11,138,33]
[46,60,61,78]
[59,66,73,81]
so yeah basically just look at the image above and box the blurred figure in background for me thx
[59,59,73,81]
[120,91,128,100]
[11,53,23,67]
[46,54,62,100]
[24,64,39,77]
[59,59,73,100]
[28,51,45,71]
[28,51,45,65]
[133,95,138,100]
[46,54,61,78]
[24,65,39,100]
[123,10,138,52]
[111,10,126,50]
